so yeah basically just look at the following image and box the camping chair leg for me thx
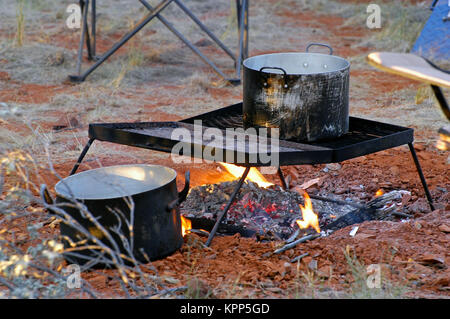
[75,0,89,75]
[69,0,174,82]
[83,0,94,61]
[71,0,247,83]
[205,166,250,247]
[91,0,96,58]
[430,85,450,121]
[139,0,236,83]
[236,0,241,38]
[243,0,249,60]
[173,0,236,62]
[75,0,96,72]
[235,0,247,78]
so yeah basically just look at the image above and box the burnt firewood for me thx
[323,207,375,231]
[273,233,321,254]
[290,252,309,263]
[187,216,256,238]
[323,190,409,231]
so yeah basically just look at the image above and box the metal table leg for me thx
[69,138,95,176]
[205,166,250,246]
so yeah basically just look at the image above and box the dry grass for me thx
[15,0,25,47]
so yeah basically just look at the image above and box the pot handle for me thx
[166,171,190,211]
[40,184,54,205]
[259,66,287,76]
[305,43,333,55]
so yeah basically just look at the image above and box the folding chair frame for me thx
[69,0,249,84]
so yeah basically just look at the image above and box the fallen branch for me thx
[188,228,210,237]
[295,178,321,190]
[290,252,309,263]
[367,190,409,209]
[285,228,300,244]
[274,233,321,254]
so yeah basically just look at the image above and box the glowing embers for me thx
[375,189,384,197]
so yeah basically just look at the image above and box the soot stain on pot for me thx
[250,68,349,142]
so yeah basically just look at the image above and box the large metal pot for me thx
[42,164,189,265]
[243,43,350,142]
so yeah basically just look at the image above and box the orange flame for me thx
[436,133,450,151]
[180,215,191,237]
[375,189,384,197]
[296,192,321,233]
[219,163,274,188]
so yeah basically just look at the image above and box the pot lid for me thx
[55,164,177,200]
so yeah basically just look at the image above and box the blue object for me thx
[411,0,450,67]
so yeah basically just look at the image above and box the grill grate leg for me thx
[408,143,435,211]
[69,138,95,176]
[205,166,250,246]
[277,167,288,190]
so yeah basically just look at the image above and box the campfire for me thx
[180,162,413,244]
[220,163,321,235]
[70,102,434,251]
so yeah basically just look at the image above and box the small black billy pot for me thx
[41,164,189,265]
[243,43,350,142]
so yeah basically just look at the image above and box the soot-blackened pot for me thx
[42,164,189,265]
[243,43,350,142]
